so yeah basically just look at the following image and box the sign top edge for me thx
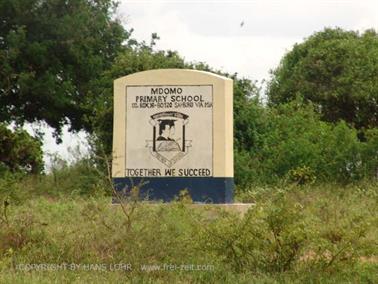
[114,69,233,83]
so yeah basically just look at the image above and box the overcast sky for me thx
[118,0,378,81]
[38,0,378,167]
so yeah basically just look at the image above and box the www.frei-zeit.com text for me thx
[15,263,215,272]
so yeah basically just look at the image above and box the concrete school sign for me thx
[112,69,233,203]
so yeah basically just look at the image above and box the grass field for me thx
[0,174,377,283]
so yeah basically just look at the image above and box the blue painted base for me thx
[112,177,234,204]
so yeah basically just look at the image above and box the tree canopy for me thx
[88,43,264,158]
[88,45,188,155]
[0,123,43,175]
[267,28,378,130]
[0,0,128,139]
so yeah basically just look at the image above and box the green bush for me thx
[288,166,316,185]
[267,28,378,130]
[0,124,43,175]
[362,128,378,177]
[201,190,308,273]
[235,101,378,188]
[48,156,107,196]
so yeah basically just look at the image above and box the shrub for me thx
[0,124,43,175]
[235,101,378,188]
[288,166,316,185]
[201,189,308,273]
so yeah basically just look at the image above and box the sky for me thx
[33,0,378,168]
[118,0,378,81]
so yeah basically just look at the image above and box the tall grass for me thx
[0,167,377,283]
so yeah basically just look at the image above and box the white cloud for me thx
[119,0,377,81]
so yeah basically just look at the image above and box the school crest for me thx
[146,111,192,167]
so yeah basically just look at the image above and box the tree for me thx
[267,28,378,130]
[235,100,377,187]
[88,42,263,160]
[233,78,265,151]
[88,45,187,155]
[0,123,43,175]
[0,0,128,139]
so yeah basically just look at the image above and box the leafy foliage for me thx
[235,101,378,187]
[0,0,128,138]
[88,43,264,162]
[267,28,378,130]
[86,36,377,186]
[233,78,265,151]
[200,191,309,274]
[288,166,316,185]
[88,46,187,155]
[0,124,43,175]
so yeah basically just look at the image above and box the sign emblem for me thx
[146,111,191,167]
